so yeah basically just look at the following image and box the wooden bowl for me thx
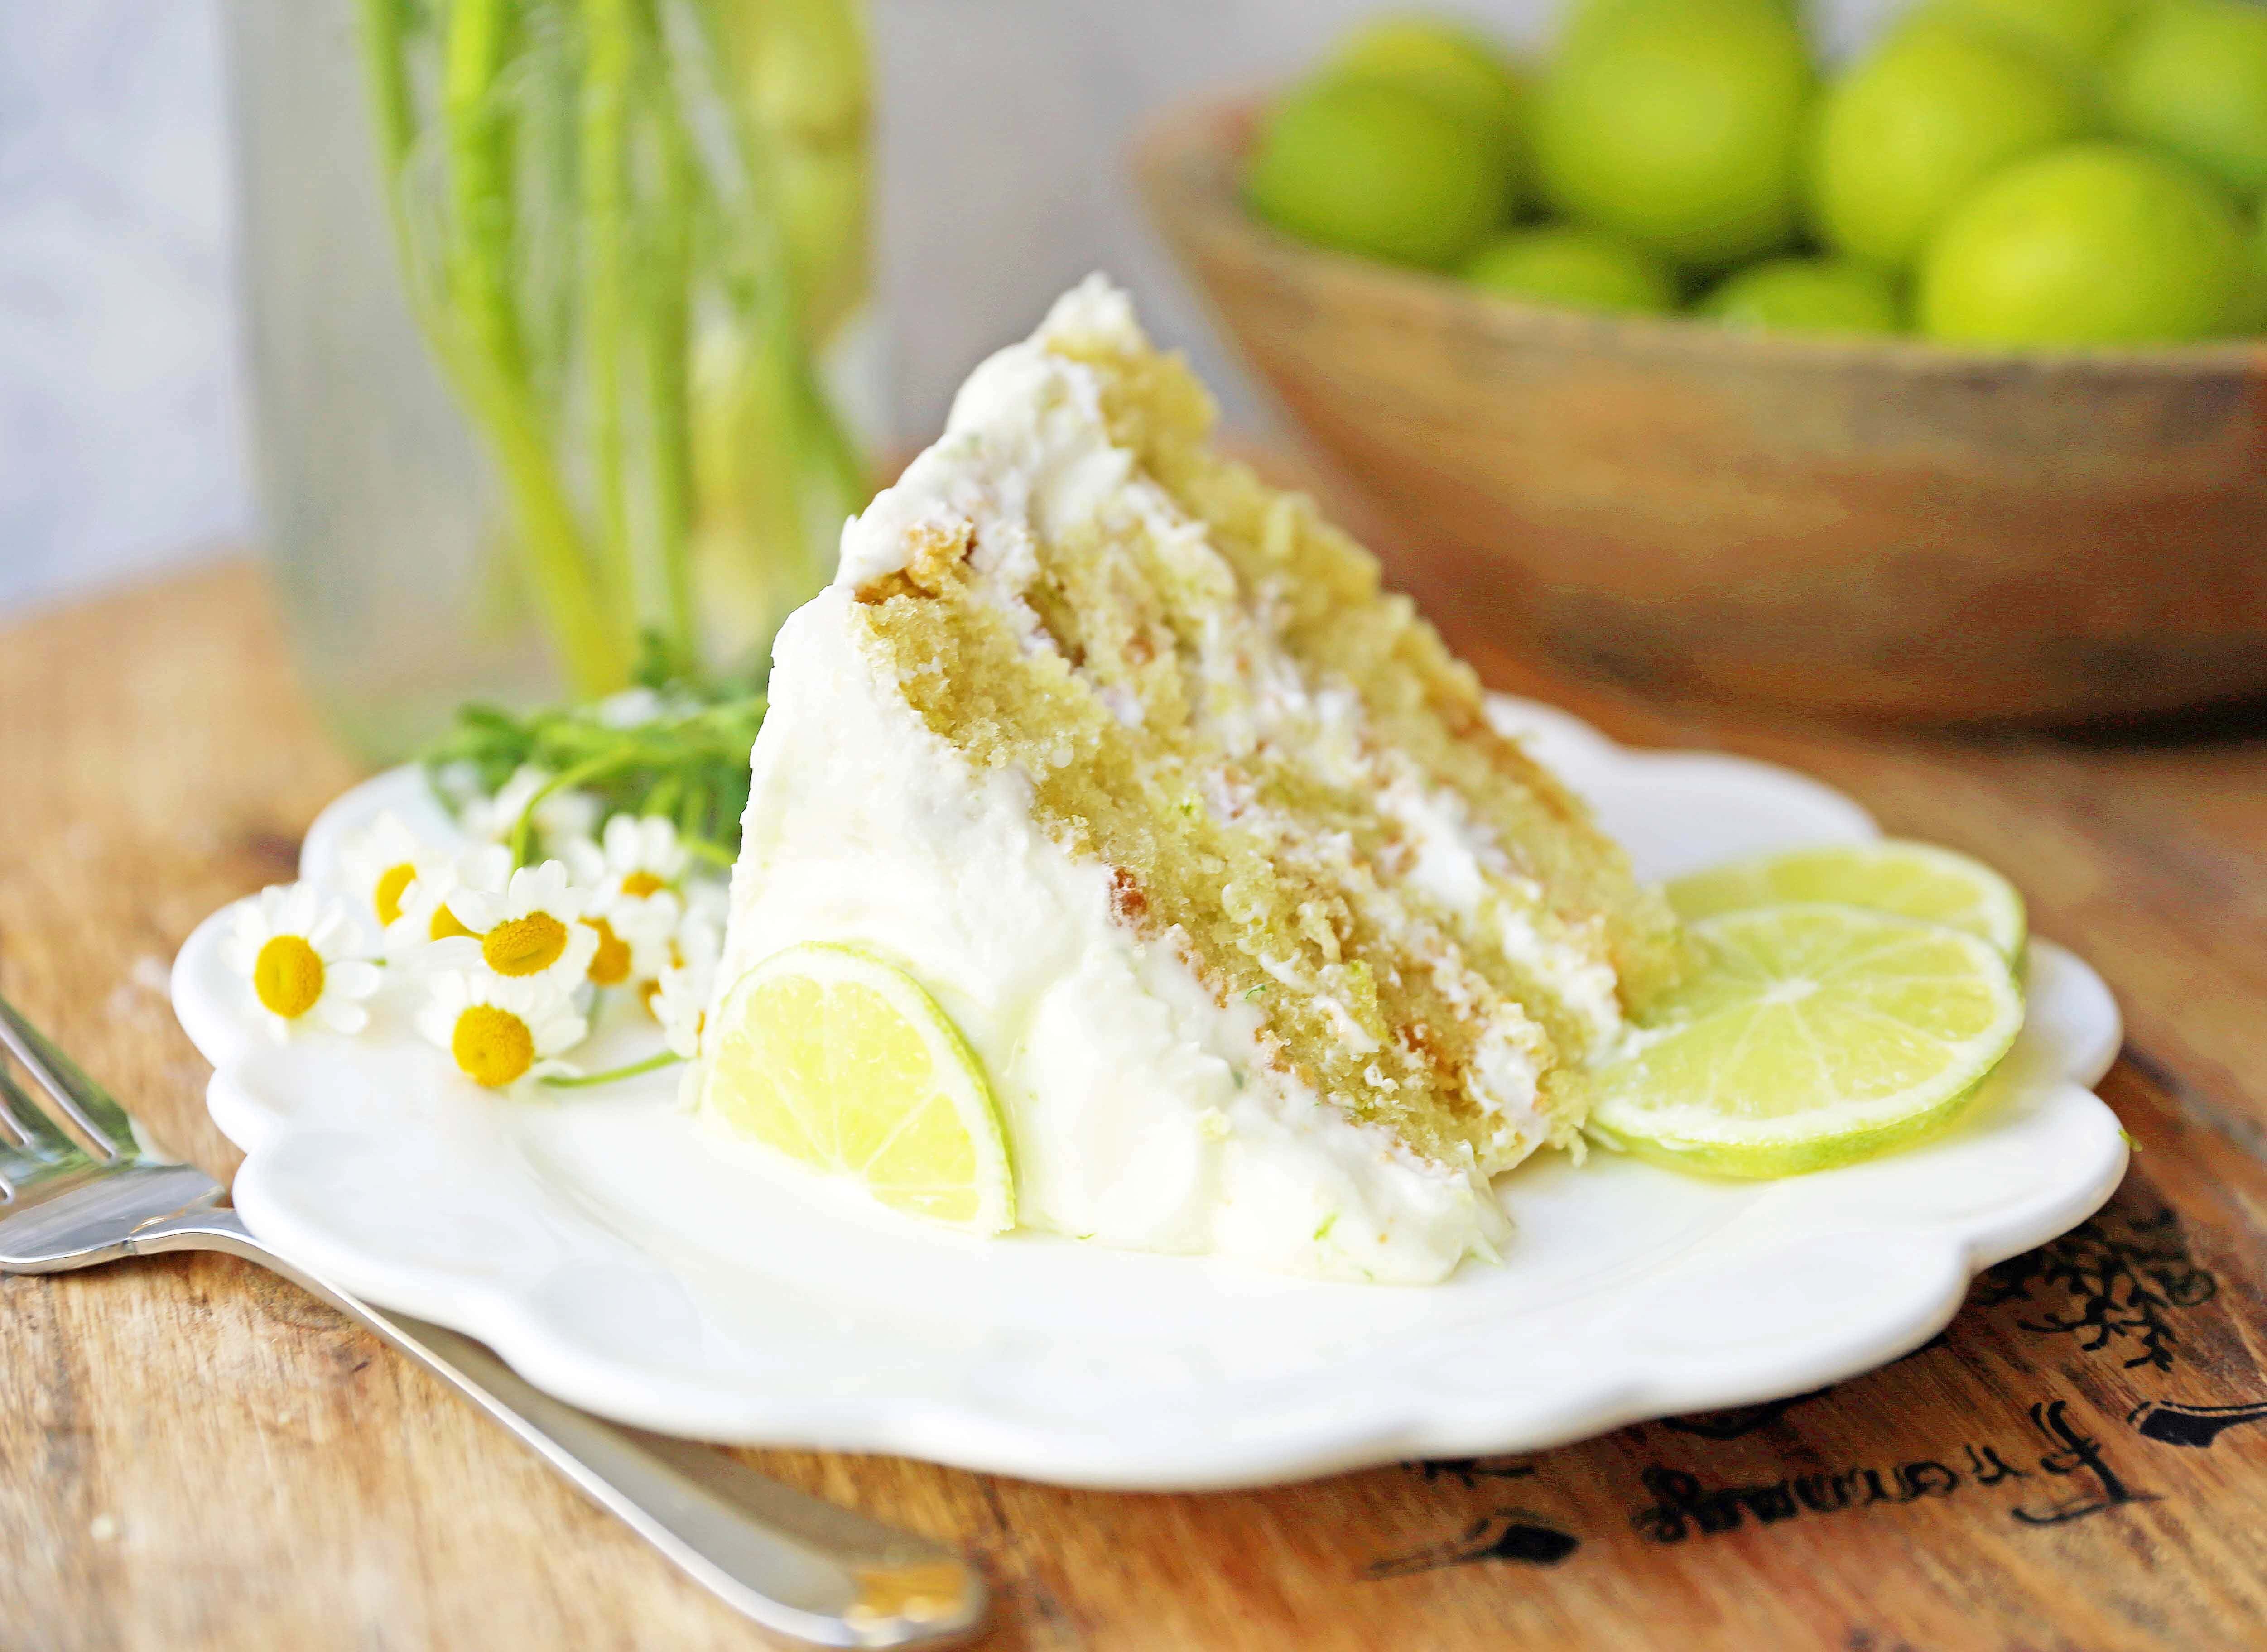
[1135,95,2267,724]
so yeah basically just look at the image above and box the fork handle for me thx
[135,1209,987,1650]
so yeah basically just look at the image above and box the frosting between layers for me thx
[715,588,1507,1282]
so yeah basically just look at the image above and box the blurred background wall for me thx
[0,0,1883,618]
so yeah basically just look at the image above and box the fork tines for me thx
[0,994,127,1170]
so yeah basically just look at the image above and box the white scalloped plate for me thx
[169,698,2127,1490]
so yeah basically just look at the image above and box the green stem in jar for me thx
[443,0,527,381]
[356,0,469,371]
[713,0,873,343]
[442,0,631,696]
[351,0,867,704]
[642,71,701,675]
[355,0,418,224]
[579,0,638,634]
[664,0,864,608]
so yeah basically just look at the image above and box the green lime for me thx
[2233,279,2267,334]
[1921,0,2142,74]
[2106,0,2267,197]
[699,942,1014,1233]
[1561,0,1801,45]
[1581,904,2026,1177]
[1698,256,1905,333]
[1535,0,1814,269]
[1245,77,1511,268]
[1810,16,2094,272]
[1331,14,1530,204]
[1667,840,2026,959]
[1918,140,2248,343]
[1462,225,1678,313]
[2238,207,2267,332]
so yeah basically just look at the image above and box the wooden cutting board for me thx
[3,561,2266,1651]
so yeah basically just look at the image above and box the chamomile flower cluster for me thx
[225,783,724,1097]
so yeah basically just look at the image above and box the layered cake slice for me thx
[698,278,1680,1282]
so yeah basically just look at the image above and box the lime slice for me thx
[1667,840,2026,961]
[1583,903,2025,1177]
[699,943,1013,1233]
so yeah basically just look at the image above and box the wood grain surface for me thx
[1138,94,2267,725]
[5,561,2267,1651]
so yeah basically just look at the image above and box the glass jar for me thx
[223,0,878,761]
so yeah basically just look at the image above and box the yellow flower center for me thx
[482,912,569,977]
[431,903,475,941]
[620,870,668,899]
[252,934,325,1019]
[585,917,631,986]
[452,1004,534,1088]
[374,862,417,927]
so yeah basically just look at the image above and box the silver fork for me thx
[0,993,987,1649]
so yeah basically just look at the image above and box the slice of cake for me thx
[698,277,1679,1282]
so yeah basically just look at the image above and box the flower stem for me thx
[542,1049,684,1088]
[509,747,637,864]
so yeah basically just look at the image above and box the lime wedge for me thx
[1668,840,2026,961]
[1583,903,2025,1177]
[699,943,1014,1233]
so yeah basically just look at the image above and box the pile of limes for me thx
[1244,0,2267,346]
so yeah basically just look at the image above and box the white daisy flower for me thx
[336,811,432,936]
[384,844,514,961]
[459,765,601,855]
[223,884,382,1041]
[641,894,722,1031]
[571,814,691,906]
[651,958,712,1060]
[415,971,586,1091]
[580,897,680,991]
[441,858,600,994]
